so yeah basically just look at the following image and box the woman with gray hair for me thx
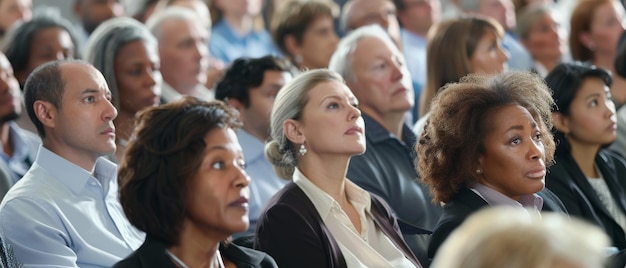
[254,69,421,267]
[516,3,569,77]
[85,17,162,163]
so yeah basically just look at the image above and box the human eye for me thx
[211,161,225,170]
[327,102,339,109]
[237,159,247,169]
[83,96,96,103]
[510,137,521,146]
[589,99,598,107]
[533,131,543,142]
[352,102,359,109]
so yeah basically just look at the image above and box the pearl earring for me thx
[299,144,307,156]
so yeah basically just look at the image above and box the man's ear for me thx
[284,119,305,144]
[551,112,570,134]
[227,98,245,112]
[33,100,57,130]
[579,31,595,51]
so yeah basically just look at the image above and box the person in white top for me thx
[254,69,422,268]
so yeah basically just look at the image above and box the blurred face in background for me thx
[0,0,31,33]
[0,52,21,123]
[582,0,625,59]
[75,0,124,34]
[470,32,509,74]
[157,18,209,93]
[114,40,162,116]
[522,12,568,64]
[478,0,516,30]
[292,15,338,69]
[16,26,75,85]
[397,0,441,36]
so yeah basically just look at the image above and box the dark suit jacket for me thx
[427,187,489,259]
[114,236,277,268]
[427,187,564,259]
[546,149,626,249]
[254,182,421,268]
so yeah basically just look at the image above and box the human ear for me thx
[283,119,305,145]
[579,31,595,51]
[33,100,57,129]
[551,112,570,134]
[285,35,301,58]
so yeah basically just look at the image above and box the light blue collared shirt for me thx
[502,32,534,71]
[400,28,427,87]
[0,122,40,184]
[0,146,145,267]
[208,18,279,64]
[236,130,287,237]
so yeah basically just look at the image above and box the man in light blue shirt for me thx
[215,56,292,237]
[0,60,144,267]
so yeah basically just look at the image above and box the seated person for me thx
[115,97,276,267]
[418,71,555,258]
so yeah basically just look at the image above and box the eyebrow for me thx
[585,93,602,100]
[505,121,538,133]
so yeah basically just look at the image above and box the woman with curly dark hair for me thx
[418,71,556,259]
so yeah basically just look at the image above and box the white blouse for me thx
[293,168,416,268]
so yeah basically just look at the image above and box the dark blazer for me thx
[427,187,563,259]
[114,236,277,268]
[254,182,421,268]
[546,149,626,249]
[427,187,489,259]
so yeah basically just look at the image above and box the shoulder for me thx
[223,243,278,268]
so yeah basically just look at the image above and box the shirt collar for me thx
[35,146,117,194]
[293,168,371,220]
[400,28,427,45]
[471,183,543,211]
[362,114,414,144]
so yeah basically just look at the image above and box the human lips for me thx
[345,126,363,135]
[527,166,546,179]
[101,127,115,136]
[229,197,249,209]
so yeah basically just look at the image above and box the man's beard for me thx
[0,111,19,124]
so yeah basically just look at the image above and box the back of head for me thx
[118,96,240,245]
[270,0,337,62]
[418,71,555,204]
[2,8,80,79]
[420,16,504,116]
[544,62,612,155]
[23,59,69,138]
[215,55,290,107]
[432,207,610,268]
[265,69,344,179]
[85,17,157,109]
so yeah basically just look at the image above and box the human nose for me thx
[234,164,250,189]
[528,138,543,160]
[103,97,118,121]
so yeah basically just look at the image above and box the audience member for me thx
[1,10,78,87]
[340,0,402,48]
[0,0,31,42]
[393,0,441,106]
[415,16,508,135]
[570,0,626,106]
[612,32,626,156]
[153,0,211,29]
[73,0,124,54]
[255,68,421,267]
[431,207,610,268]
[209,0,278,64]
[146,7,213,102]
[329,24,438,264]
[459,0,534,70]
[516,3,568,77]
[0,60,144,266]
[115,97,277,268]
[2,10,79,134]
[131,0,159,23]
[85,17,161,163]
[0,51,39,199]
[545,62,626,250]
[214,55,292,237]
[270,0,339,73]
[418,71,555,258]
